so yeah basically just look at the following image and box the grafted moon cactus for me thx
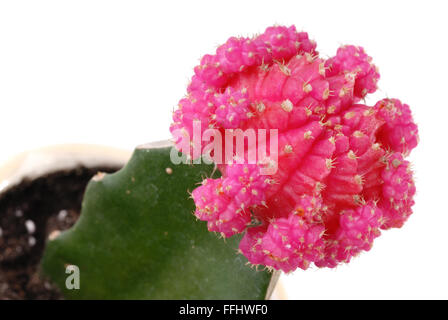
[170,25,418,272]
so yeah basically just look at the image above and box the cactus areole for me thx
[170,25,418,272]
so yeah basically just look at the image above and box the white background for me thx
[1,0,447,299]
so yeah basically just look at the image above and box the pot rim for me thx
[0,143,132,194]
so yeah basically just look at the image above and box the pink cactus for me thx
[171,25,418,272]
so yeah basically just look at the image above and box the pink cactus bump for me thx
[171,25,418,272]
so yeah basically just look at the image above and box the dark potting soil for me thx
[0,166,120,300]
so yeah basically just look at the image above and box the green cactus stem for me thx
[41,141,277,299]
